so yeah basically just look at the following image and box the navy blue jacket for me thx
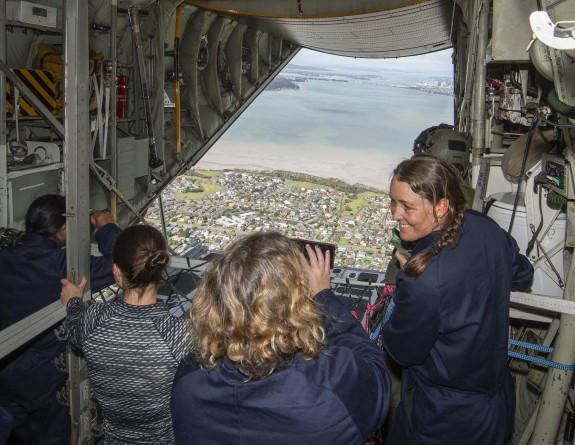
[0,223,121,443]
[0,223,121,363]
[171,289,391,445]
[383,210,533,445]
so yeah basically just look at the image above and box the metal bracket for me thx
[529,11,575,50]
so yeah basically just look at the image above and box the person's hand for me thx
[394,250,408,269]
[90,210,115,228]
[60,276,87,306]
[300,244,331,297]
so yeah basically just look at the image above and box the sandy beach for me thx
[195,140,408,192]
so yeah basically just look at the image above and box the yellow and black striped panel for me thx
[6,82,32,116]
[5,69,62,116]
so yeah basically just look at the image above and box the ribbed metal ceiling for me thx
[185,0,455,58]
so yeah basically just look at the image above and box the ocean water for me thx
[202,68,454,189]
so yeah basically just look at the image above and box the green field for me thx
[342,195,367,216]
[339,237,350,246]
[189,169,222,179]
[177,180,223,200]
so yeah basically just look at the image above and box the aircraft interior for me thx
[1,0,575,443]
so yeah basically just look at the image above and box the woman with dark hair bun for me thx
[382,154,534,445]
[60,224,189,444]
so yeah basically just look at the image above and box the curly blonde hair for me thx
[393,153,467,278]
[187,231,326,379]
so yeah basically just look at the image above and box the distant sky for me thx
[289,48,453,76]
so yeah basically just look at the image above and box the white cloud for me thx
[290,48,453,75]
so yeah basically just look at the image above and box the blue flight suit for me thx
[383,210,533,445]
[0,223,121,444]
[171,289,391,445]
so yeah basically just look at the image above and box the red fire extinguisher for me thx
[116,76,129,119]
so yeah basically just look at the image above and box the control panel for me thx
[541,153,574,199]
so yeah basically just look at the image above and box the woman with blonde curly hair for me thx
[382,154,533,445]
[171,231,390,444]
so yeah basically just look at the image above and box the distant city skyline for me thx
[290,48,453,75]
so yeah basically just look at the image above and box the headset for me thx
[413,124,471,178]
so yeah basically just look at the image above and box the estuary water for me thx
[197,67,454,191]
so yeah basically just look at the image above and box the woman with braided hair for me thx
[382,154,533,445]
[60,225,189,444]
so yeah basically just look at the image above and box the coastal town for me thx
[270,69,454,96]
[146,170,397,272]
[394,78,454,96]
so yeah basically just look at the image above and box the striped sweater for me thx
[65,296,190,444]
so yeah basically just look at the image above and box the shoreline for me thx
[195,140,407,192]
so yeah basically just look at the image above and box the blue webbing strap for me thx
[384,298,395,323]
[507,351,575,371]
[370,299,575,370]
[508,338,553,353]
[369,299,395,341]
[507,339,575,371]
[370,324,381,341]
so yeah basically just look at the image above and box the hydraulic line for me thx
[158,193,177,255]
[110,196,117,223]
[174,4,183,158]
[128,7,163,169]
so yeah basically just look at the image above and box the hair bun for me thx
[145,250,169,271]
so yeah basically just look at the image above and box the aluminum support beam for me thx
[470,0,489,188]
[110,0,118,215]
[63,0,92,443]
[0,1,7,227]
[531,258,575,444]
[0,301,66,359]
[63,0,91,301]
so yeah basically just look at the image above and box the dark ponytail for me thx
[393,154,467,278]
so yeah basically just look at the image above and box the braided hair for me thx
[393,154,467,278]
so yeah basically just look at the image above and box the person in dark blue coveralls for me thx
[0,195,121,445]
[171,231,391,444]
[382,154,534,445]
